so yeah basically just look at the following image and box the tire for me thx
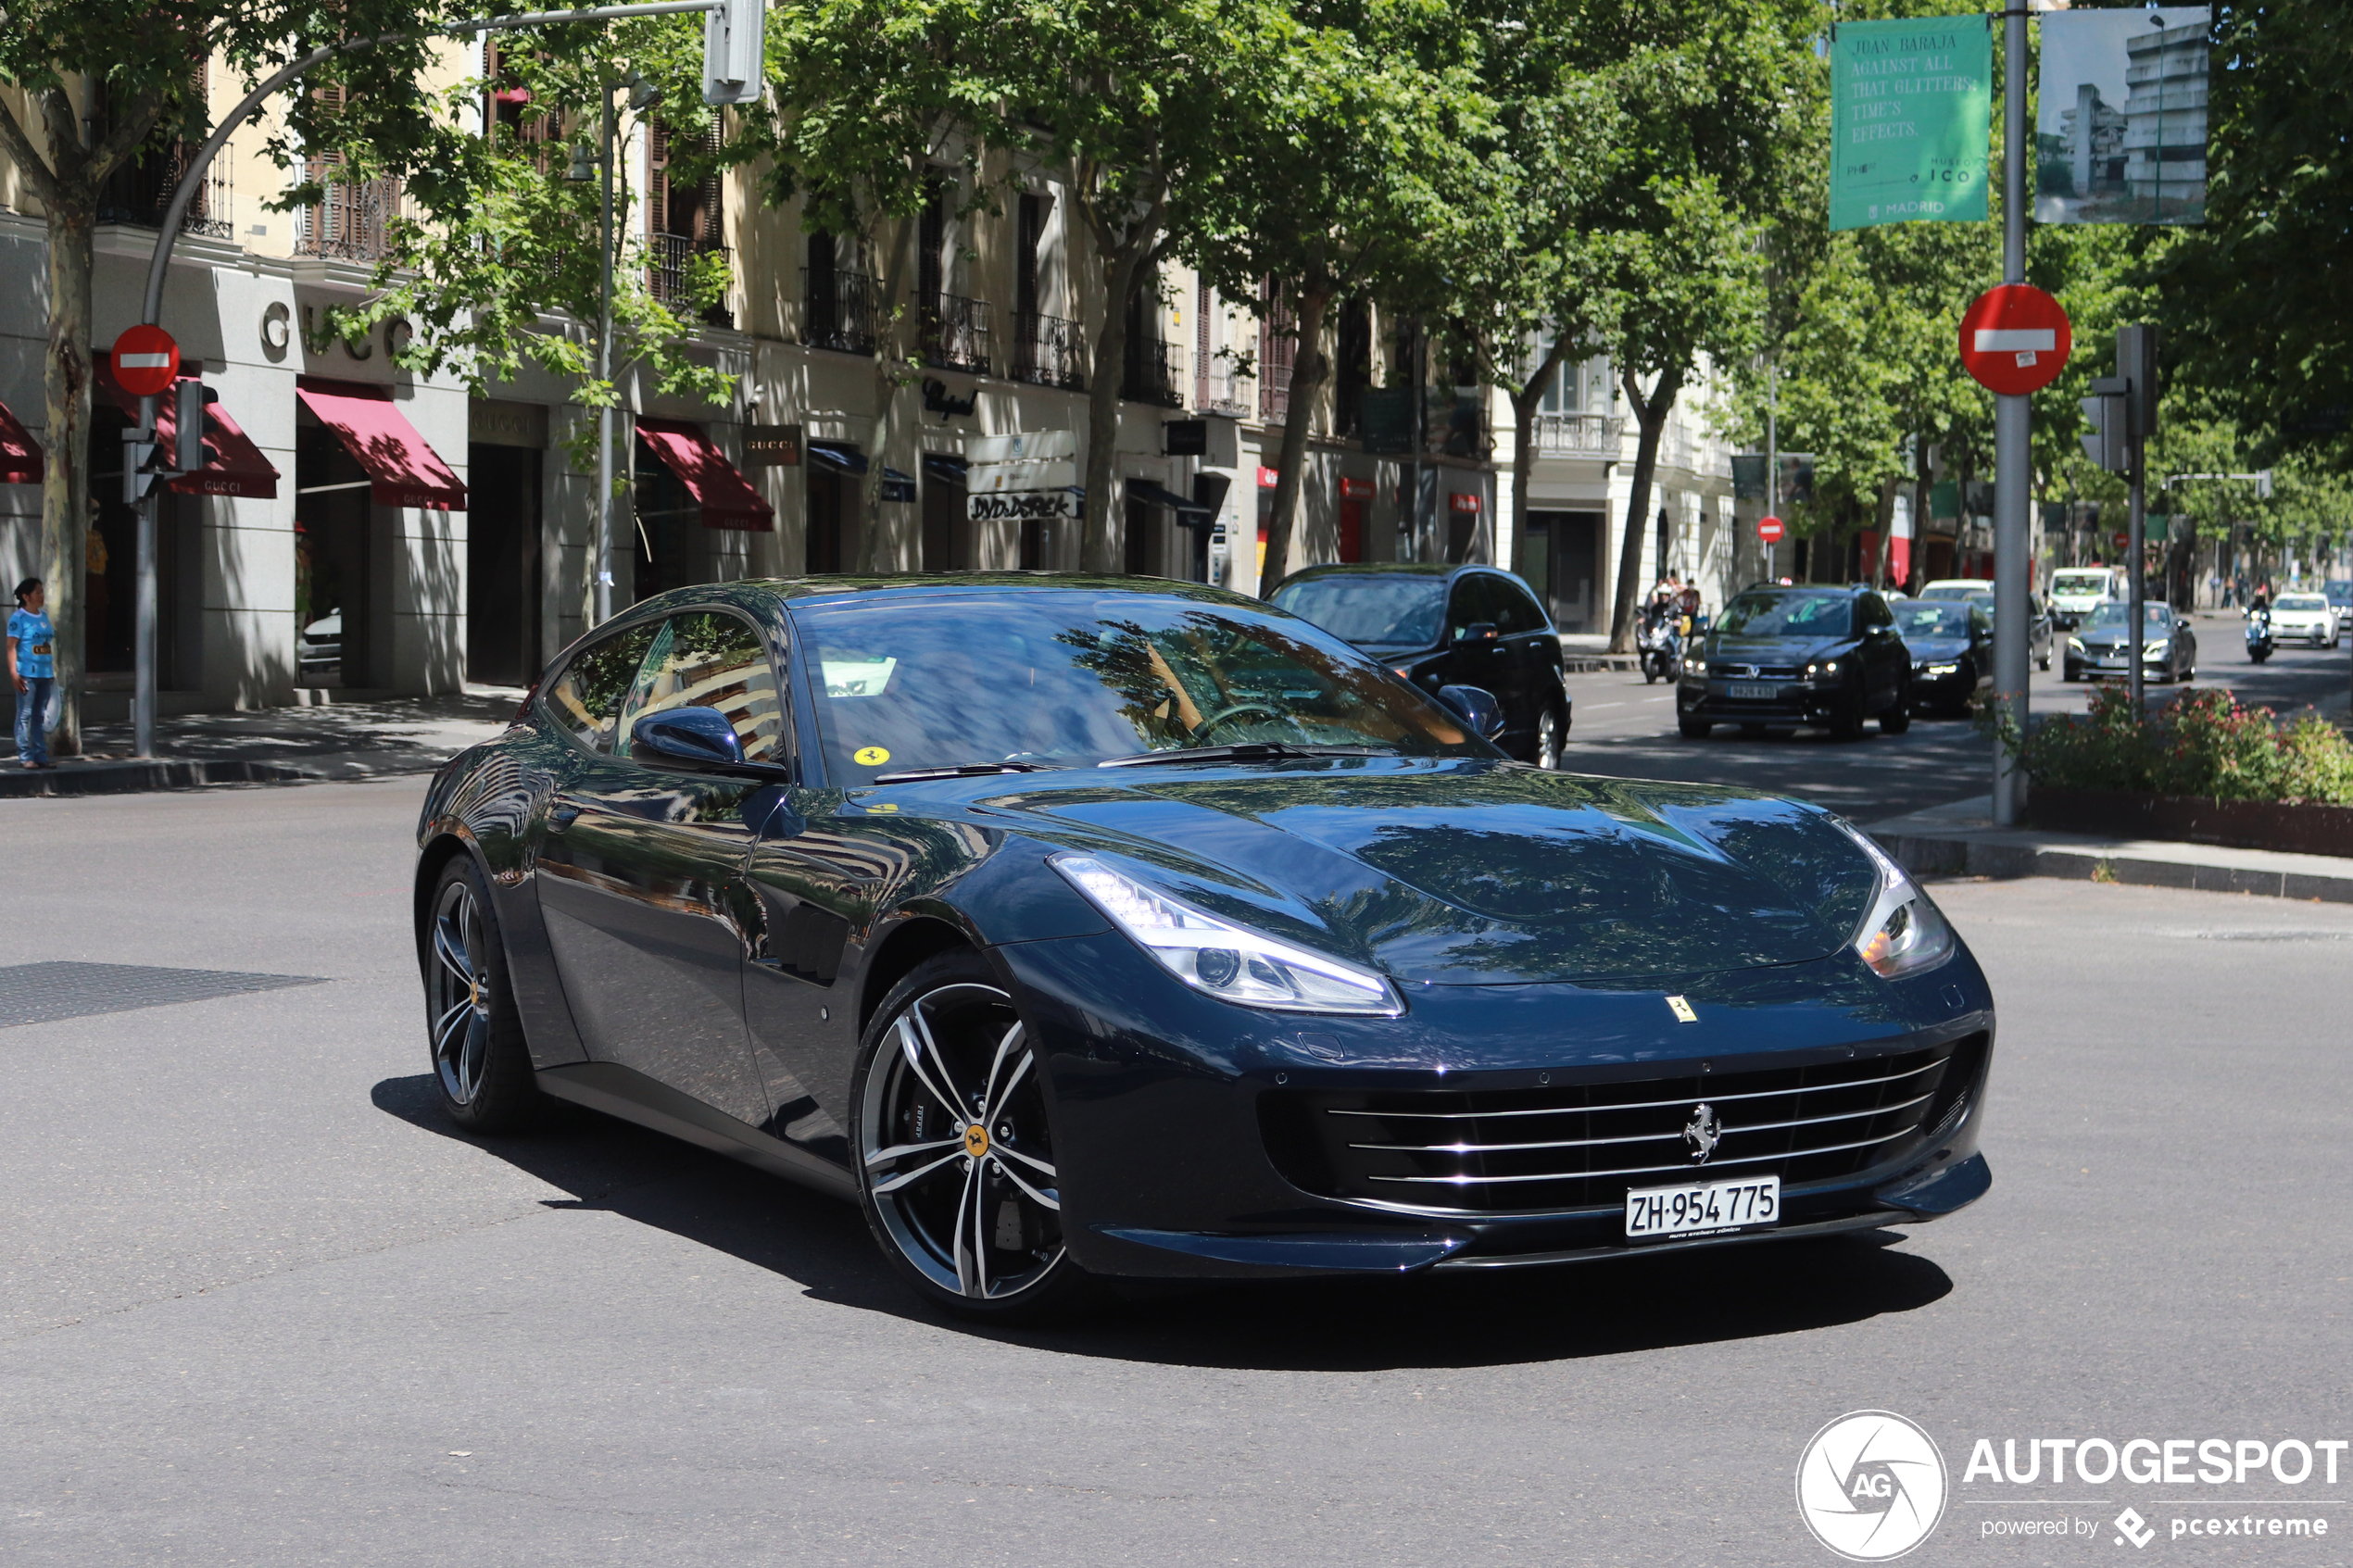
[1878,693,1912,734]
[852,950,1097,1323]
[1829,699,1866,741]
[1535,704,1567,770]
[2063,664,2080,684]
[1740,722,1767,737]
[1678,716,1711,739]
[422,854,541,1134]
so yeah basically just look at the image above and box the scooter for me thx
[1638,612,1682,684]
[2246,608,2274,664]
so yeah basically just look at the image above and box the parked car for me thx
[414,574,1994,1320]
[1917,578,1996,603]
[297,611,341,675]
[1962,591,2055,671]
[2268,592,2341,648]
[1269,564,1570,768]
[1891,599,1993,716]
[2046,567,2120,631]
[2065,601,2197,683]
[1676,583,1913,739]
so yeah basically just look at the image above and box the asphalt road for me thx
[4,779,2349,1565]
[1563,612,2353,822]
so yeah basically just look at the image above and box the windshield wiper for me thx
[870,760,1055,784]
[1096,743,1396,769]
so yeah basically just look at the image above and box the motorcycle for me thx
[1639,610,1683,684]
[2246,608,2274,664]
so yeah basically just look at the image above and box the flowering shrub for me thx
[2007,687,2353,805]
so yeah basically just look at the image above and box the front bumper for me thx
[1909,666,1977,708]
[1676,677,1852,726]
[996,930,1996,1279]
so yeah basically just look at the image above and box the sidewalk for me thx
[1558,633,1641,672]
[0,688,523,798]
[1867,794,2353,904]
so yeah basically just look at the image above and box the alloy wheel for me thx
[1536,707,1565,770]
[859,983,1063,1302]
[429,878,493,1106]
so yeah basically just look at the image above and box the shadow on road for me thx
[375,1072,1956,1371]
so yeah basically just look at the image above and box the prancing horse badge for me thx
[1666,995,1698,1022]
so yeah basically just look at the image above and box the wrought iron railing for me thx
[1532,412,1627,459]
[919,293,992,374]
[99,149,233,239]
[801,268,882,356]
[1194,366,1251,419]
[1011,312,1088,391]
[1122,336,1184,407]
[648,234,735,327]
[1259,358,1292,424]
[297,177,400,261]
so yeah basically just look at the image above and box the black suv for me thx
[1270,563,1572,767]
[1676,584,1912,739]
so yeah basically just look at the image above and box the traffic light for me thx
[2080,377,2131,474]
[174,378,217,473]
[122,426,161,504]
[702,0,764,105]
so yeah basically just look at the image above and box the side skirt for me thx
[536,1060,859,1203]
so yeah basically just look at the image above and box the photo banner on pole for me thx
[1827,15,1992,232]
[2033,6,2212,225]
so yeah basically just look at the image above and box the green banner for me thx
[1829,16,1992,232]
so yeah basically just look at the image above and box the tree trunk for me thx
[41,202,95,757]
[861,214,913,573]
[1912,437,1933,594]
[1079,239,1150,576]
[1258,282,1328,596]
[1504,337,1568,578]
[1605,364,1681,653]
[1869,475,1899,587]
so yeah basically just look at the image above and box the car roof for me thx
[1273,562,1479,588]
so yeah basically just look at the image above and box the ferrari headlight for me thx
[1831,820,1956,980]
[1051,854,1402,1016]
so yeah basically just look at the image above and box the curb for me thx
[0,757,454,797]
[1869,824,2353,904]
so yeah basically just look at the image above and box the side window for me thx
[1491,575,1546,635]
[542,622,660,753]
[615,610,786,762]
[1448,576,1500,640]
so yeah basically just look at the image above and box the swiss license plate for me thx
[1625,1174,1780,1240]
[1727,682,1778,700]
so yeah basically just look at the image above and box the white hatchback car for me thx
[2268,593,2340,648]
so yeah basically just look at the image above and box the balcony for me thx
[1012,312,1088,392]
[99,145,233,240]
[1122,337,1184,407]
[802,268,881,357]
[648,233,735,328]
[1532,412,1627,459]
[919,293,992,375]
[297,177,400,262]
[1194,366,1251,419]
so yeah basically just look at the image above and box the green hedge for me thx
[2005,687,2353,805]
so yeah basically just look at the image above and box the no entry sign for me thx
[2113,530,2130,550]
[1958,285,2070,395]
[1757,515,1786,545]
[111,325,181,397]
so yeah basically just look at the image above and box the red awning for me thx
[635,418,775,531]
[96,359,280,499]
[0,398,41,484]
[296,379,468,510]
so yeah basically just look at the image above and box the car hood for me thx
[1705,634,1850,667]
[1903,636,1971,660]
[966,758,1880,985]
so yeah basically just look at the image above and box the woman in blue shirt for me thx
[8,576,57,770]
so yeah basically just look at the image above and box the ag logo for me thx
[1795,1411,1947,1561]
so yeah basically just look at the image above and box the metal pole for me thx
[1991,3,2032,826]
[1766,360,1778,583]
[133,395,157,757]
[2127,425,2146,712]
[592,86,616,626]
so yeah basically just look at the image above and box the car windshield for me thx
[791,590,1480,780]
[2326,581,2352,606]
[2086,603,2171,631]
[1919,585,1983,601]
[1893,602,1972,636]
[1268,573,1447,647]
[2277,595,2328,611]
[2051,572,2109,596]
[1715,592,1853,638]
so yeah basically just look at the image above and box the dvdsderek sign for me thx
[966,430,1078,522]
[970,488,1077,522]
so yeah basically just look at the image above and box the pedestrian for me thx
[8,576,57,770]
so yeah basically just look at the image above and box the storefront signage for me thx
[967,430,1076,464]
[469,398,548,450]
[1449,492,1482,514]
[969,489,1078,522]
[1340,477,1376,500]
[744,423,802,467]
[1257,466,1279,489]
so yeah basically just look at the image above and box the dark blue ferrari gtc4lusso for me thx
[415,575,1993,1320]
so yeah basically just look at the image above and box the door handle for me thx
[547,800,584,833]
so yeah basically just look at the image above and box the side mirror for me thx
[1457,621,1500,643]
[1437,684,1506,742]
[632,706,788,781]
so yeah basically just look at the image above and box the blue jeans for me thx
[13,675,53,765]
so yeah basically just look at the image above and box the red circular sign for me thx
[2113,530,2131,550]
[1757,515,1785,545]
[111,325,181,397]
[1957,285,2071,395]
